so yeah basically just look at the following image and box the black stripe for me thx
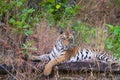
[84,54,87,59]
[48,56,51,61]
[96,54,98,58]
[96,54,101,60]
[51,53,55,58]
[81,50,84,60]
[52,50,56,56]
[100,54,104,60]
[101,53,105,60]
[55,44,60,52]
[53,49,57,57]
[89,56,91,59]
[77,56,79,60]
[102,56,106,60]
[86,49,89,52]
[106,58,109,62]
[60,47,64,51]
[82,54,84,60]
[52,50,55,55]
[99,54,104,59]
[86,51,88,54]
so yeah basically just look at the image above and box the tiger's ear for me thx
[72,31,76,35]
[59,29,64,34]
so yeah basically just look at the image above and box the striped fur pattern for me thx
[31,30,118,76]
[32,30,75,61]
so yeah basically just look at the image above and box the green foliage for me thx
[39,0,79,27]
[106,24,120,58]
[22,41,37,54]
[9,8,35,35]
[72,21,96,44]
[0,0,40,55]
[0,0,79,34]
[0,0,38,35]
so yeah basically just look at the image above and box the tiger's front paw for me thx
[29,55,42,62]
[44,64,52,76]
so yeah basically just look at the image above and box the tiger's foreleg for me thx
[43,52,66,76]
[43,46,79,76]
[30,54,50,62]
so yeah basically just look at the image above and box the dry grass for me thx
[0,21,59,80]
[77,0,120,26]
[27,21,58,55]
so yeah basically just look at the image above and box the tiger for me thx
[30,30,118,76]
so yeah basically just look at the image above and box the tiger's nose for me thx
[69,38,73,43]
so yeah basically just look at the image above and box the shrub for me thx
[0,0,39,35]
[72,20,96,45]
[39,0,79,27]
[106,24,120,58]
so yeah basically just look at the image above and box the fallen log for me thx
[0,61,120,75]
[57,61,120,73]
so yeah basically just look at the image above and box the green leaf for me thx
[25,30,33,35]
[106,24,114,31]
[114,27,120,35]
[47,0,55,3]
[9,18,15,24]
[23,43,27,49]
[0,13,2,16]
[56,4,61,9]
[107,44,113,49]
[29,47,37,50]
[17,1,23,7]
[16,21,23,28]
[27,8,35,13]
[23,25,29,28]
[49,8,54,13]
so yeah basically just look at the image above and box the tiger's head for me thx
[58,30,75,50]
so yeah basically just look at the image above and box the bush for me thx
[72,20,96,44]
[0,0,39,35]
[39,0,79,27]
[106,24,120,58]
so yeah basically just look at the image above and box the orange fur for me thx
[44,46,80,76]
